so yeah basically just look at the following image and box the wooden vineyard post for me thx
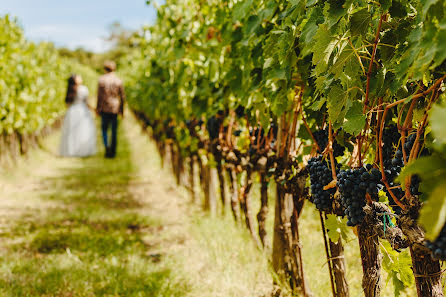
[227,166,241,222]
[173,142,184,186]
[272,184,289,281]
[290,192,310,296]
[257,172,269,248]
[209,167,218,215]
[201,161,212,212]
[239,167,258,243]
[320,213,350,297]
[329,238,349,297]
[168,142,176,178]
[17,132,25,155]
[188,155,196,203]
[272,184,311,296]
[410,246,444,297]
[215,153,227,214]
[358,222,382,297]
[197,156,208,210]
[157,140,165,168]
[399,210,444,297]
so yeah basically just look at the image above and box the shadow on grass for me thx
[0,123,190,297]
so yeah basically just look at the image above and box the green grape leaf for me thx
[331,46,360,79]
[327,84,351,126]
[310,96,327,111]
[271,87,289,116]
[297,123,311,141]
[312,24,336,75]
[433,26,446,69]
[300,6,324,56]
[233,0,253,21]
[381,241,414,296]
[379,0,392,11]
[261,0,278,20]
[421,0,442,16]
[430,104,446,147]
[258,106,271,131]
[419,185,446,240]
[343,101,365,135]
[266,65,288,81]
[389,0,409,18]
[244,15,261,37]
[325,214,350,242]
[392,276,405,297]
[350,8,371,37]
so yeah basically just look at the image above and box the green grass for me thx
[0,120,190,297]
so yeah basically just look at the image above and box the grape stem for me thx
[323,180,337,190]
[400,98,417,165]
[279,114,292,158]
[364,14,385,113]
[374,97,383,164]
[286,87,302,155]
[226,110,235,149]
[302,112,321,153]
[365,193,373,204]
[327,122,338,181]
[348,38,366,76]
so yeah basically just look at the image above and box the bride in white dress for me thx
[59,74,97,157]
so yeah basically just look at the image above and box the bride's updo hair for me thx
[65,74,79,104]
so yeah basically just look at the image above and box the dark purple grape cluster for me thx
[383,133,424,213]
[425,224,446,260]
[313,130,328,153]
[382,125,400,168]
[337,164,382,226]
[206,116,222,140]
[313,128,345,157]
[389,134,417,168]
[409,175,421,196]
[235,105,245,118]
[307,156,338,211]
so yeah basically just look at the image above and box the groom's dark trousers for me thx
[101,112,118,157]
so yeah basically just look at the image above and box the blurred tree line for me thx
[57,21,139,73]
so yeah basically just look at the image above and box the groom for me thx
[96,61,126,158]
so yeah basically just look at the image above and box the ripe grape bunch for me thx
[307,156,338,211]
[337,164,382,226]
[383,133,426,213]
[425,223,446,260]
[382,125,400,169]
[313,128,345,157]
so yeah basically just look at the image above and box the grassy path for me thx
[0,116,271,297]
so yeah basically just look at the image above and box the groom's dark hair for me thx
[104,61,116,72]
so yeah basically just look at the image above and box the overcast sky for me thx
[0,0,158,52]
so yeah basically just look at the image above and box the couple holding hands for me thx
[60,61,126,159]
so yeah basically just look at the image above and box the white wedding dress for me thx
[59,85,97,157]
